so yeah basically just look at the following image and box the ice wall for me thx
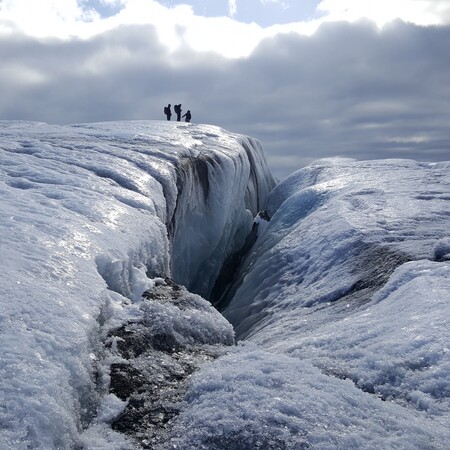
[0,120,274,449]
[169,134,274,298]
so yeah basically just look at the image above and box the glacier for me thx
[1,120,450,449]
[0,120,273,449]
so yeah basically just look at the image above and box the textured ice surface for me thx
[164,345,450,450]
[2,120,450,449]
[162,158,450,449]
[0,120,273,449]
[199,158,450,448]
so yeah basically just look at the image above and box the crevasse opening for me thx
[169,137,276,303]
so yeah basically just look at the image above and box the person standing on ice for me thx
[174,104,182,121]
[182,110,191,123]
[164,104,172,121]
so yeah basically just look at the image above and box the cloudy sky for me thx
[1,0,450,179]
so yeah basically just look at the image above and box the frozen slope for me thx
[0,120,274,449]
[225,158,450,338]
[185,158,450,449]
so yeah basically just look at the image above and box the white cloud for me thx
[228,0,237,17]
[98,0,125,4]
[260,0,287,7]
[0,0,263,56]
[0,0,450,59]
[0,0,96,36]
[317,0,450,27]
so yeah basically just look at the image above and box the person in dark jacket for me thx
[164,104,172,121]
[182,110,191,123]
[174,104,182,121]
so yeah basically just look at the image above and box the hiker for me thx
[163,104,172,121]
[182,110,191,123]
[174,104,182,121]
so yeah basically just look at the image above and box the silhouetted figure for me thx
[164,104,172,121]
[174,104,182,121]
[182,110,191,123]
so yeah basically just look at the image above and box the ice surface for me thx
[163,345,450,450]
[224,159,450,337]
[0,120,273,449]
[2,119,450,449]
[199,157,450,448]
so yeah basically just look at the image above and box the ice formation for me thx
[0,120,274,448]
[1,121,450,449]
[157,159,450,449]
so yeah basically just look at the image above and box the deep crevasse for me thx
[169,134,275,299]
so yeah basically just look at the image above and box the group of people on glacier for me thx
[164,104,191,122]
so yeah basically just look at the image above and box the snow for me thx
[2,120,450,449]
[0,120,273,449]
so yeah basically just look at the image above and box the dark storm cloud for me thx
[1,20,449,179]
[227,20,450,177]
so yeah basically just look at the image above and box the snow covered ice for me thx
[165,159,450,449]
[1,120,450,449]
[0,120,273,449]
[210,158,450,449]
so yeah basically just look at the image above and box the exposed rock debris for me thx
[105,279,234,448]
